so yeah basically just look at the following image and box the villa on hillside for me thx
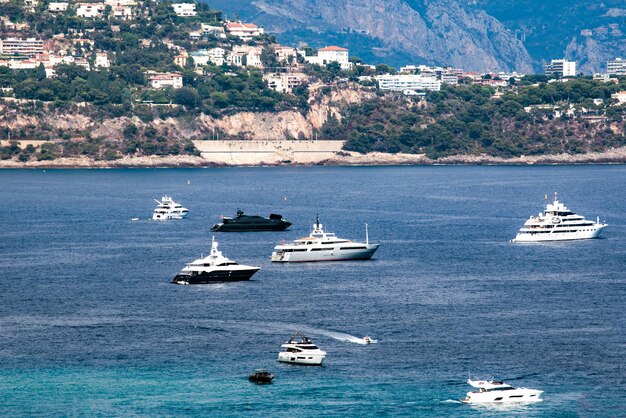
[302,46,352,70]
[172,3,196,16]
[611,91,626,104]
[225,22,264,40]
[147,72,183,89]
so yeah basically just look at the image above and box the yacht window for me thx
[494,397,503,401]
[310,248,326,251]
[509,395,524,398]
[341,246,367,250]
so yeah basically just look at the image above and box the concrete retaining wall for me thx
[193,140,345,165]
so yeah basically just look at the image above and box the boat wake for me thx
[299,326,377,345]
[442,399,463,404]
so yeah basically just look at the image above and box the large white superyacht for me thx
[271,216,379,262]
[153,196,189,220]
[512,192,607,242]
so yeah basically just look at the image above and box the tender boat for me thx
[248,369,274,384]
[153,196,189,220]
[362,336,375,344]
[461,379,543,403]
[172,237,260,284]
[278,334,327,365]
[271,216,379,262]
[212,210,291,232]
[512,192,607,242]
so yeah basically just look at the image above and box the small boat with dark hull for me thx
[172,237,260,284]
[211,210,291,232]
[248,369,274,384]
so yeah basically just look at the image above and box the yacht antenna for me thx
[316,213,320,229]
[365,222,369,245]
[554,191,558,202]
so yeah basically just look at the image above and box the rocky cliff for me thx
[211,0,533,72]
[210,0,626,73]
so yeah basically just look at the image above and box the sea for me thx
[1,165,625,417]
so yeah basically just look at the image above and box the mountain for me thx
[478,0,626,73]
[208,0,533,72]
[207,0,626,73]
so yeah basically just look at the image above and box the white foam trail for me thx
[301,327,377,345]
[442,399,463,404]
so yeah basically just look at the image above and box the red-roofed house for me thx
[303,45,352,70]
[225,22,264,40]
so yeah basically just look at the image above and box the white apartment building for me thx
[224,22,264,40]
[303,46,351,70]
[172,3,196,16]
[0,38,44,56]
[264,72,307,93]
[76,3,105,18]
[544,59,576,77]
[375,74,441,92]
[48,2,69,12]
[607,58,626,75]
[190,48,225,67]
[147,72,183,89]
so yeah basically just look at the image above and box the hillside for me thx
[208,0,626,72]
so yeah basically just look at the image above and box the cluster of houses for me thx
[1,0,626,99]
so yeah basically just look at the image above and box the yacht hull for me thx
[278,352,325,365]
[271,244,379,263]
[212,222,291,232]
[513,225,606,242]
[462,389,543,403]
[153,213,188,221]
[172,268,259,284]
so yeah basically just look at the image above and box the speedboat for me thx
[461,379,543,403]
[362,336,376,344]
[512,192,607,242]
[271,216,379,262]
[248,369,274,384]
[172,237,260,284]
[153,196,189,220]
[278,334,327,365]
[212,209,291,232]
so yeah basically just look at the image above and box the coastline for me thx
[1,147,626,168]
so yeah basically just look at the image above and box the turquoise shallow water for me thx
[1,166,625,416]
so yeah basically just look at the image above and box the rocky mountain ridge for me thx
[209,0,626,72]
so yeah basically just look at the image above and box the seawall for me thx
[193,140,345,165]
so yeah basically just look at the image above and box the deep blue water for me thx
[1,166,625,417]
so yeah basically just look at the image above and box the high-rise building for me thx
[544,59,576,77]
[607,58,626,76]
[0,38,44,56]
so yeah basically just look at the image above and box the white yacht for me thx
[271,216,379,262]
[153,196,189,220]
[462,379,543,404]
[172,237,260,284]
[278,334,327,365]
[512,192,607,242]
